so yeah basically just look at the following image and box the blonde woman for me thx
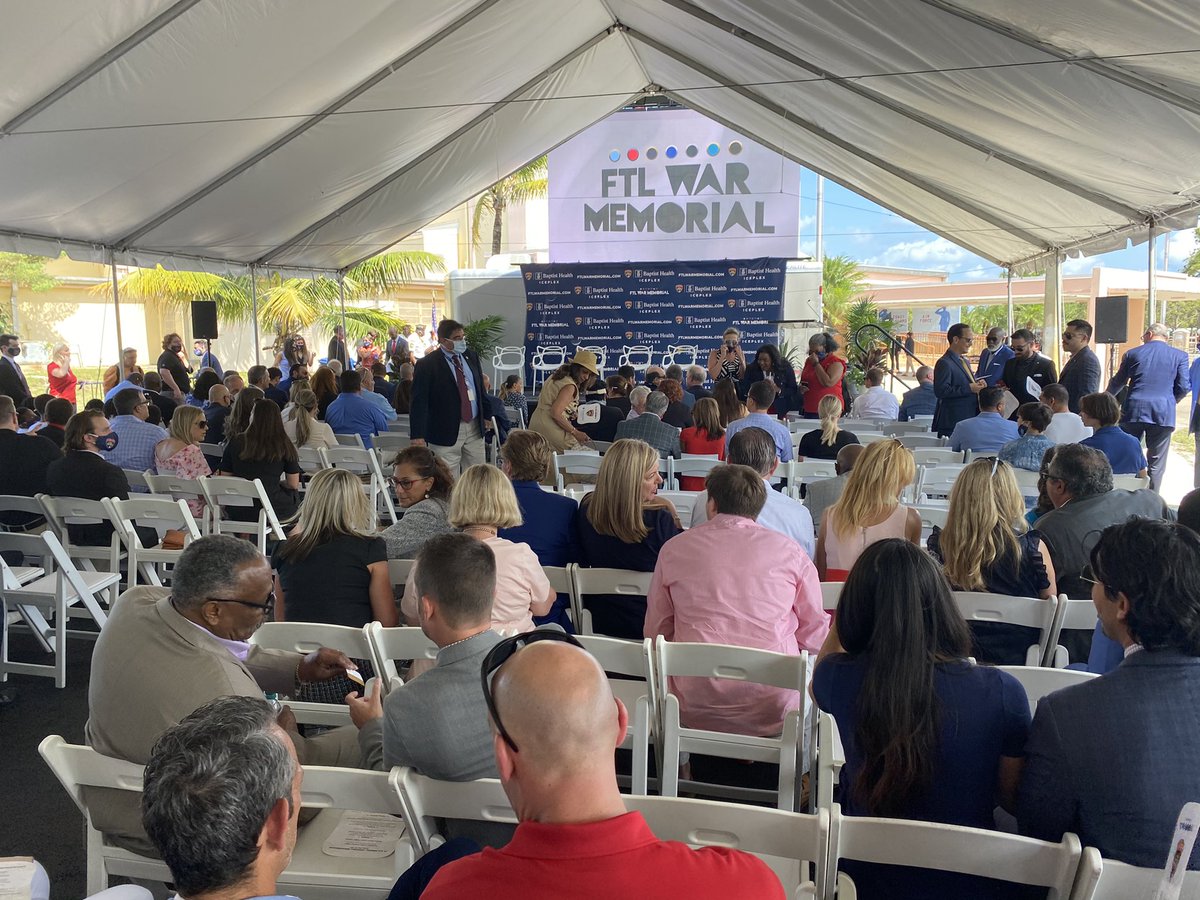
[708,326,747,382]
[575,438,682,638]
[402,464,553,634]
[927,458,1056,664]
[272,466,394,627]
[797,394,860,461]
[283,388,336,450]
[816,439,920,580]
[47,343,78,405]
[153,405,211,517]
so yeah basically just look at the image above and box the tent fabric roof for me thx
[1,0,1198,275]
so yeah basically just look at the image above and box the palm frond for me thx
[257,277,340,333]
[314,305,403,342]
[470,192,497,251]
[470,155,549,250]
[347,251,446,294]
[94,265,253,322]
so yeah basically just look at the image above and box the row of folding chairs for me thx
[40,727,1165,900]
[914,463,1149,502]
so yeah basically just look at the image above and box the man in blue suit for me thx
[974,327,1013,387]
[948,386,1019,453]
[1189,352,1200,489]
[1018,518,1200,871]
[932,323,986,437]
[1106,322,1190,491]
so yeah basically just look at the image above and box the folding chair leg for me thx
[777,712,800,812]
[632,697,650,795]
[660,698,681,798]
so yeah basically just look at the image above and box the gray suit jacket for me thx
[614,413,682,458]
[805,473,848,530]
[1018,650,1200,870]
[86,588,361,854]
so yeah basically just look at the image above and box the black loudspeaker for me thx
[190,300,218,340]
[1094,295,1129,344]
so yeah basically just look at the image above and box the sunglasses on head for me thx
[480,629,585,752]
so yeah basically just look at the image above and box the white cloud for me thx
[866,236,972,269]
[1167,229,1197,268]
[1061,254,1099,276]
[798,214,816,229]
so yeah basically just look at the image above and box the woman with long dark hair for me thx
[310,366,339,420]
[712,377,746,428]
[740,343,797,417]
[527,350,600,456]
[217,399,301,521]
[813,539,1030,899]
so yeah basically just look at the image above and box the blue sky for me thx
[794,169,1198,281]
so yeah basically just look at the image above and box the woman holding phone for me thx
[707,327,747,383]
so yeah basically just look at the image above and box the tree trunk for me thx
[491,195,505,259]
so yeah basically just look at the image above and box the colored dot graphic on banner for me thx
[607,143,743,161]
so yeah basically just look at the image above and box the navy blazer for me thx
[410,348,486,447]
[932,350,978,437]
[1107,340,1190,427]
[1058,345,1101,413]
[740,363,798,416]
[1018,650,1200,870]
[974,343,1014,387]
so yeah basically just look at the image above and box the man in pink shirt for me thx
[645,464,828,736]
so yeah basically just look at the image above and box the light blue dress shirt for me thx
[361,386,398,421]
[688,479,815,558]
[949,411,1020,454]
[723,412,794,462]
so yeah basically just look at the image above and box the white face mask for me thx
[451,339,467,354]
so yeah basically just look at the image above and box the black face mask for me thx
[5,345,19,357]
[170,344,182,353]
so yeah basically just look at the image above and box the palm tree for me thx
[471,156,548,260]
[102,250,446,346]
[821,255,867,331]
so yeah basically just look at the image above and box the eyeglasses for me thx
[196,422,209,429]
[207,591,275,613]
[1062,331,1081,339]
[1080,563,1112,592]
[481,629,585,752]
[392,476,430,490]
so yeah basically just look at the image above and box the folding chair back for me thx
[295,446,327,477]
[553,451,603,491]
[541,564,578,628]
[883,422,932,436]
[831,805,1083,899]
[122,469,150,492]
[1073,846,1200,900]
[144,473,209,533]
[898,434,947,449]
[952,591,1059,666]
[320,446,397,524]
[576,634,657,791]
[333,432,365,448]
[364,622,439,689]
[911,448,961,467]
[37,494,125,581]
[387,558,414,590]
[0,493,47,529]
[667,456,722,490]
[570,567,653,635]
[1011,467,1042,496]
[1112,473,1150,491]
[198,477,285,551]
[1046,594,1099,667]
[106,497,201,587]
[820,581,842,612]
[997,666,1098,716]
[916,465,963,500]
[395,769,518,855]
[655,636,808,810]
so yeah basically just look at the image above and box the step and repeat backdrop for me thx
[519,258,787,371]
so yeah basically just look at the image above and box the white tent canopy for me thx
[1,0,1199,276]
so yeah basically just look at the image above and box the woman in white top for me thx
[283,388,337,450]
[816,438,921,580]
[402,463,554,634]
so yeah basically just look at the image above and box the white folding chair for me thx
[541,564,577,627]
[810,712,845,820]
[1112,473,1150,491]
[199,441,224,459]
[897,434,947,449]
[1045,594,1101,667]
[829,804,1083,900]
[37,494,125,602]
[856,432,892,445]
[552,450,603,491]
[144,473,211,535]
[320,446,398,525]
[916,465,963,501]
[295,446,328,478]
[394,769,519,856]
[121,469,150,492]
[952,591,1059,666]
[0,493,49,532]
[667,456,722,491]
[0,532,119,687]
[1071,846,1200,900]
[363,622,439,690]
[789,461,838,500]
[997,666,1098,716]
[883,422,931,436]
[655,489,701,527]
[820,581,842,612]
[570,567,653,636]
[372,432,411,467]
[198,476,286,553]
[617,345,654,373]
[656,636,808,811]
[491,345,526,388]
[333,432,366,449]
[912,505,949,533]
[589,439,613,454]
[1011,467,1043,498]
[661,344,700,368]
[530,345,566,390]
[387,418,412,434]
[249,622,378,725]
[576,634,657,794]
[39,735,171,894]
[105,497,201,588]
[910,448,962,467]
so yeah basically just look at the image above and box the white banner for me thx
[548,108,801,263]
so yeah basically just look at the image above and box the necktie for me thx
[960,355,974,381]
[452,355,472,422]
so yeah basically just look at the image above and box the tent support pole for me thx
[1043,254,1063,370]
[109,252,126,381]
[338,275,348,363]
[250,266,261,365]
[1006,268,1014,334]
[1147,224,1156,328]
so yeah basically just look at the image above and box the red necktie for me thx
[453,355,472,422]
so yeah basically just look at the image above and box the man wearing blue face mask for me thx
[193,339,223,378]
[45,408,136,547]
[410,318,487,474]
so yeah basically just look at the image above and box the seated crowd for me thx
[6,318,1200,900]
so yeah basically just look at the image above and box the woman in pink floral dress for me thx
[153,405,211,517]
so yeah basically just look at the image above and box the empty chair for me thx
[1073,846,1200,900]
[910,448,962,467]
[552,450,604,491]
[144,473,210,534]
[575,634,657,792]
[898,434,947,449]
[491,346,526,389]
[37,494,125,601]
[295,446,327,478]
[529,345,566,390]
[656,636,808,811]
[0,532,119,687]
[916,465,963,501]
[198,477,285,552]
[106,497,202,588]
[570,567,653,636]
[617,345,654,373]
[319,445,398,524]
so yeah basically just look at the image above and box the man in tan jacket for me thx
[86,535,369,855]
